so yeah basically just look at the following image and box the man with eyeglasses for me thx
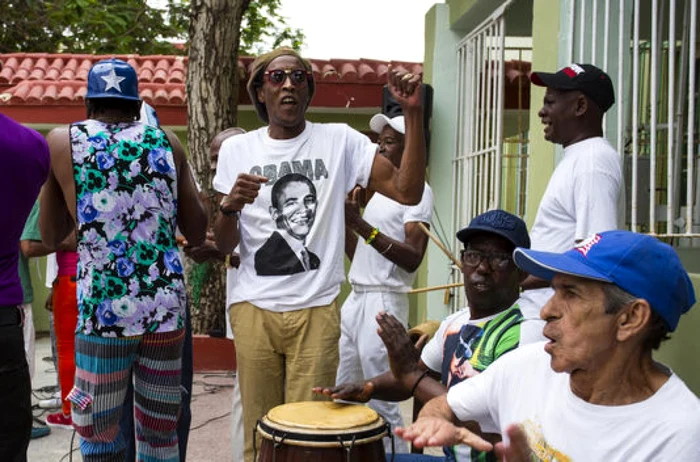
[213,46,426,462]
[315,209,530,461]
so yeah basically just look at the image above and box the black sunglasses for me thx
[264,69,311,86]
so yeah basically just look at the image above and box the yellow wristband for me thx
[365,227,379,245]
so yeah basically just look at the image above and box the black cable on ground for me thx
[58,429,78,462]
[190,411,232,431]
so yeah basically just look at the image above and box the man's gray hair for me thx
[601,282,670,350]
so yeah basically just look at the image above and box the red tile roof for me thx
[0,53,419,103]
[0,53,530,125]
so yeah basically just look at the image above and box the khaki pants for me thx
[229,300,340,462]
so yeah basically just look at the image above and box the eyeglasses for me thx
[460,249,513,271]
[264,69,311,86]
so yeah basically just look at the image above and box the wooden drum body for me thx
[256,401,389,462]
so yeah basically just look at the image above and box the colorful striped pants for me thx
[69,329,185,462]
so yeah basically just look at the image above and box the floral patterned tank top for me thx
[70,120,186,337]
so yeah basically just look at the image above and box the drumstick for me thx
[408,282,463,295]
[418,223,462,268]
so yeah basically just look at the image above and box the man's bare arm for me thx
[368,70,426,205]
[166,130,207,247]
[40,127,76,249]
[21,231,76,258]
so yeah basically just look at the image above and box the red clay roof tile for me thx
[0,52,531,125]
[0,53,426,107]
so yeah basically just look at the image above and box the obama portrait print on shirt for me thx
[254,173,320,276]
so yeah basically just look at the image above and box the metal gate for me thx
[567,0,700,241]
[450,2,512,310]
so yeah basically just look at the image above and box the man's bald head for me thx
[210,127,246,172]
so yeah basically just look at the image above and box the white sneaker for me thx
[38,397,61,409]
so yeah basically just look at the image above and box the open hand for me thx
[376,311,422,384]
[396,417,493,452]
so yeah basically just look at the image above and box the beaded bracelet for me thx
[365,227,380,245]
[410,369,431,396]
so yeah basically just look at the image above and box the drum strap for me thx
[337,434,357,462]
[255,422,290,462]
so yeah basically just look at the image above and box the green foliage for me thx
[0,0,63,53]
[239,0,304,55]
[0,0,303,56]
[1,0,189,54]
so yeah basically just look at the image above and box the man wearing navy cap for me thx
[41,58,207,462]
[397,230,700,460]
[520,63,623,338]
[317,209,530,461]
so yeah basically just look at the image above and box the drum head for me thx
[257,401,388,448]
[267,402,378,430]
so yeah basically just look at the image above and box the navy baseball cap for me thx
[513,230,696,331]
[457,210,530,249]
[86,58,140,101]
[531,63,615,113]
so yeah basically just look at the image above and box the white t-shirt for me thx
[521,137,621,324]
[348,185,433,291]
[213,122,376,312]
[529,136,620,252]
[447,343,700,461]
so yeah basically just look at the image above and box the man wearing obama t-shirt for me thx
[212,47,427,461]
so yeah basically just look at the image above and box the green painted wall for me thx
[524,0,560,227]
[26,258,51,332]
[654,274,700,395]
[423,3,463,323]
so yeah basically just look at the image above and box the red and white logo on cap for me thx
[574,233,601,257]
[562,63,586,78]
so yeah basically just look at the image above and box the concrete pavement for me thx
[26,335,439,461]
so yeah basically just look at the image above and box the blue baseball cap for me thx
[86,58,140,101]
[457,210,530,249]
[513,230,696,331]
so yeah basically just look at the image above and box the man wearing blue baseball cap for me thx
[40,58,207,462]
[397,230,700,460]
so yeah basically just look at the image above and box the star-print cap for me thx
[86,58,140,101]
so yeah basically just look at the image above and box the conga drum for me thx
[255,401,391,462]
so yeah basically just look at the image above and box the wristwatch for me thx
[219,200,240,218]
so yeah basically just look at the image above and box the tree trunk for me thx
[186,0,249,335]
